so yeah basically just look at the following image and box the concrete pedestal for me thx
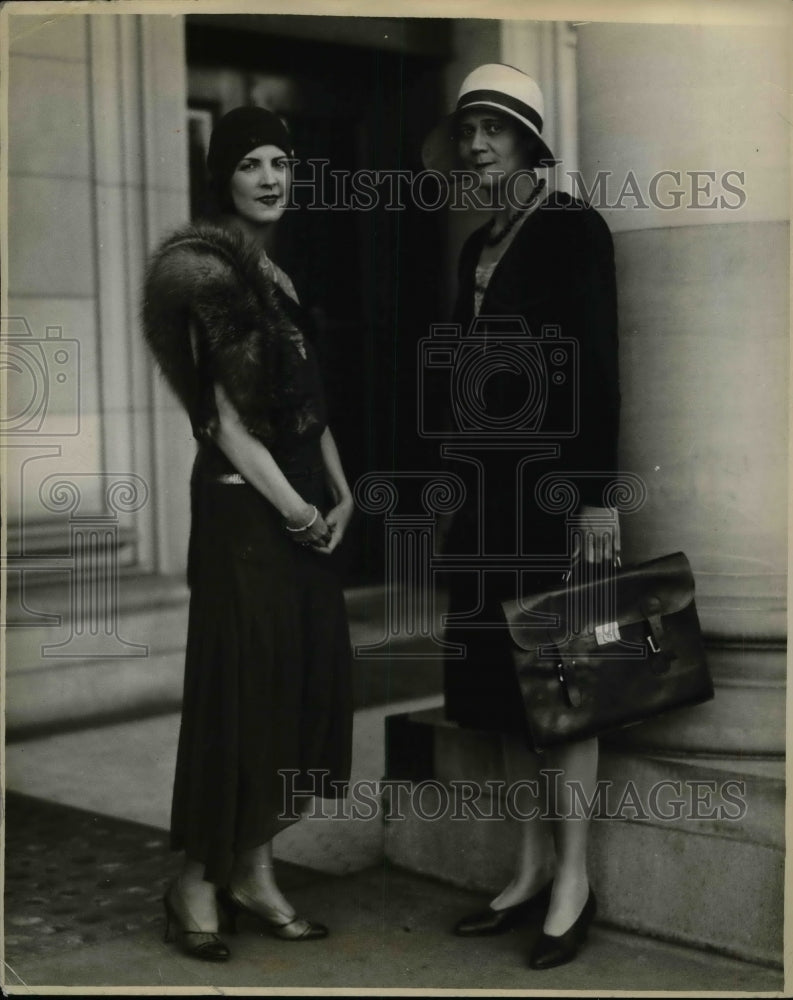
[384,707,783,967]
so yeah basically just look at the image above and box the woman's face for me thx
[455,109,535,186]
[229,144,291,226]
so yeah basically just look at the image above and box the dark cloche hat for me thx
[206,106,294,186]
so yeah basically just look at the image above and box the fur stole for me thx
[142,221,312,445]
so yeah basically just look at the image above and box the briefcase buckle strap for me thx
[641,594,675,674]
[556,660,583,709]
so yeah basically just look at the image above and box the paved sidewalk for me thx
[4,859,783,994]
[5,699,442,876]
[4,703,785,995]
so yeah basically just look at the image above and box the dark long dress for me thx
[170,282,353,886]
[442,192,620,736]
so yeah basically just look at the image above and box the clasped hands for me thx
[286,496,354,554]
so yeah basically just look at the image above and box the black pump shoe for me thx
[529,888,597,969]
[218,886,328,941]
[162,886,231,962]
[454,881,553,937]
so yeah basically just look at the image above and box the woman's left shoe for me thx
[162,885,231,962]
[529,888,597,970]
[454,881,553,936]
[218,886,328,941]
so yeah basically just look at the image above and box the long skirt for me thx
[170,448,353,885]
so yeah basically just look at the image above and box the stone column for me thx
[88,14,192,574]
[500,20,578,190]
[576,22,788,754]
[8,12,192,574]
[5,12,193,734]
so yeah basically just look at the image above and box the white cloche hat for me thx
[422,63,557,173]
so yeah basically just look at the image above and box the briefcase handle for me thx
[561,553,621,584]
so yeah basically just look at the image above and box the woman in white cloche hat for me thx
[424,64,621,970]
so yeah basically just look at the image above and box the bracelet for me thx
[285,505,318,532]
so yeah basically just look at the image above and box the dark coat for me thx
[453,190,620,507]
[443,192,621,731]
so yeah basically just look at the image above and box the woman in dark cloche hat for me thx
[143,106,354,961]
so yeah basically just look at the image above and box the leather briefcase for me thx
[501,551,714,751]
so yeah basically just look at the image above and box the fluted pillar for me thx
[5,13,192,734]
[577,23,788,754]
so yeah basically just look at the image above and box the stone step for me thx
[383,707,783,968]
[5,576,444,738]
[601,640,786,755]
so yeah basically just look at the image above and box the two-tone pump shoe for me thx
[453,881,553,937]
[218,885,328,941]
[529,888,597,969]
[162,884,231,962]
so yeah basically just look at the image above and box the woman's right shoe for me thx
[218,885,328,941]
[453,881,553,937]
[162,886,231,962]
[528,888,597,969]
